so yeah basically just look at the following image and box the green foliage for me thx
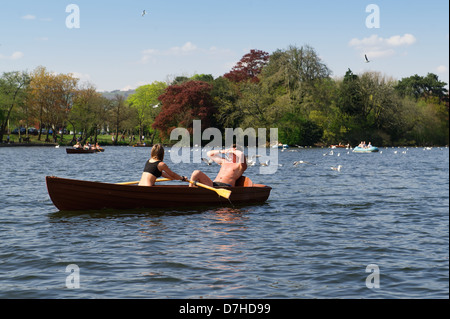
[0,71,31,141]
[127,81,167,141]
[3,45,449,147]
[278,113,323,146]
[395,73,448,102]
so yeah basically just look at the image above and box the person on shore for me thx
[189,145,247,188]
[139,144,187,187]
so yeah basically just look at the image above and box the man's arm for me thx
[207,150,225,165]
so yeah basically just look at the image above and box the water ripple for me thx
[0,146,448,298]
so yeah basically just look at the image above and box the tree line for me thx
[1,45,448,146]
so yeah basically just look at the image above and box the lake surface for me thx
[0,145,448,299]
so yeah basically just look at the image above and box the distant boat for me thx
[272,143,289,149]
[66,147,104,154]
[66,148,96,154]
[133,143,151,147]
[330,144,348,149]
[352,146,379,153]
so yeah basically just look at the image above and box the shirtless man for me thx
[189,145,247,187]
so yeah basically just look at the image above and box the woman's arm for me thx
[159,162,187,181]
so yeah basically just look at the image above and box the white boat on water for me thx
[352,146,379,153]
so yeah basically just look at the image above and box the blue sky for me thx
[0,0,448,91]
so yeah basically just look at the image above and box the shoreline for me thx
[1,142,448,149]
[0,143,58,147]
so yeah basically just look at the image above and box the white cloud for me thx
[21,14,51,22]
[349,34,417,60]
[140,42,199,63]
[71,72,92,83]
[0,51,24,60]
[11,52,24,60]
[386,34,416,46]
[120,81,148,91]
[179,41,197,53]
[349,34,416,47]
[436,65,448,73]
[21,14,36,20]
[120,85,135,91]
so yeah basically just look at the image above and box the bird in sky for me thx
[142,10,147,16]
[365,54,370,63]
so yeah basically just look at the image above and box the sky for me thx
[0,0,448,92]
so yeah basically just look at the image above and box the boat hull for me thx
[352,146,379,153]
[66,148,96,154]
[46,176,272,211]
[66,148,104,154]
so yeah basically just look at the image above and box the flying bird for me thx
[365,54,370,63]
[142,10,147,16]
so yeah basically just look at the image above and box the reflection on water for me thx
[208,207,249,223]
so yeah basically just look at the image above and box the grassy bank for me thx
[2,134,154,146]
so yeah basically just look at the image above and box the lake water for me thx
[0,145,448,299]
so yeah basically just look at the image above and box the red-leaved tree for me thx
[224,49,269,83]
[153,81,216,139]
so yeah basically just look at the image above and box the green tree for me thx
[395,73,448,102]
[28,66,78,142]
[212,76,241,129]
[0,71,31,142]
[127,81,167,142]
[338,69,362,116]
[262,45,331,103]
[191,74,215,83]
[108,94,131,144]
[278,113,323,146]
[69,84,108,143]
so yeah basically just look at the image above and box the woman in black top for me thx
[139,144,187,186]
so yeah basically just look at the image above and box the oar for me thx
[117,178,171,185]
[186,179,232,200]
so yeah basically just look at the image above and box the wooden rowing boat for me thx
[46,176,272,211]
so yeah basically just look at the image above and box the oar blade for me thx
[189,180,232,199]
[216,188,232,199]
